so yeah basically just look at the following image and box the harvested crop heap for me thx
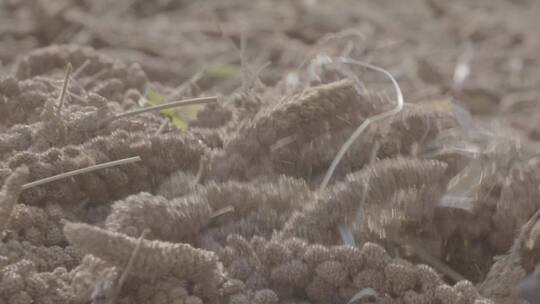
[2,1,540,304]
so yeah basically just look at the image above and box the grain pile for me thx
[2,1,540,303]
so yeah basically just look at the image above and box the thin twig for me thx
[22,156,141,190]
[72,59,91,79]
[319,58,404,191]
[103,96,218,125]
[210,206,235,220]
[108,229,150,304]
[193,160,204,185]
[339,141,380,246]
[239,31,248,92]
[57,63,73,116]
[48,79,88,102]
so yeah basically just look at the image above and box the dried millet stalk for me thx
[205,79,391,181]
[129,274,203,304]
[0,259,75,304]
[190,127,225,149]
[63,222,220,303]
[0,124,35,159]
[10,90,210,156]
[478,251,524,303]
[15,44,148,101]
[201,176,312,218]
[6,201,74,247]
[202,206,290,247]
[0,166,29,236]
[490,167,540,252]
[105,192,213,241]
[290,104,455,184]
[353,185,444,241]
[478,209,540,304]
[201,177,312,245]
[4,130,205,206]
[106,176,311,243]
[0,76,56,128]
[69,255,119,303]
[377,105,455,157]
[189,102,233,129]
[222,235,492,303]
[0,239,81,272]
[278,157,448,244]
[156,169,201,199]
[0,79,168,156]
[34,99,68,150]
[435,160,540,280]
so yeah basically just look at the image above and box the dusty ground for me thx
[1,0,540,303]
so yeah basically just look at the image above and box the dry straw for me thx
[22,156,141,190]
[319,57,404,191]
[101,96,218,125]
[56,63,73,116]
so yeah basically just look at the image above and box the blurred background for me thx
[2,0,540,117]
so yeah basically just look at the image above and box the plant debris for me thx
[2,1,540,303]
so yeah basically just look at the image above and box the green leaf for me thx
[204,64,241,78]
[171,115,189,131]
[145,88,203,131]
[146,88,167,105]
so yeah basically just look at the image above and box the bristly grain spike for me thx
[23,156,141,190]
[108,229,150,304]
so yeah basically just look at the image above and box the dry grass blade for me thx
[210,206,235,219]
[339,141,381,246]
[107,229,150,304]
[104,96,218,125]
[22,156,141,190]
[72,59,91,79]
[57,62,73,116]
[319,58,404,191]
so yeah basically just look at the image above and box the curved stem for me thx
[319,58,404,191]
